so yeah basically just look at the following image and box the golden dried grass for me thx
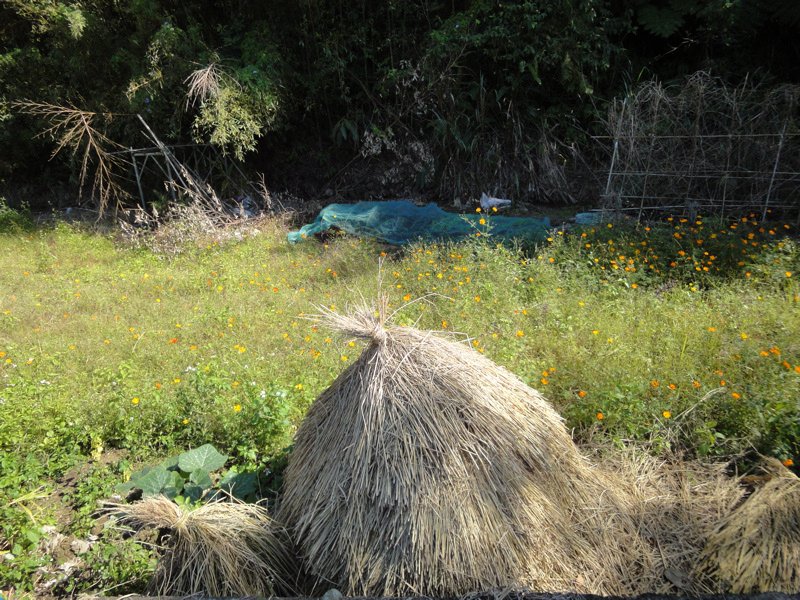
[110,495,298,596]
[279,302,704,596]
[696,458,800,593]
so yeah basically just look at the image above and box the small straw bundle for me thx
[696,458,800,593]
[279,303,655,597]
[111,495,298,596]
[594,446,745,594]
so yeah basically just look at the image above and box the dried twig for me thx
[13,100,128,215]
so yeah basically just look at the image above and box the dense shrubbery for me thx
[2,1,799,206]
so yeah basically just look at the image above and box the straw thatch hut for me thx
[697,458,800,593]
[278,304,651,597]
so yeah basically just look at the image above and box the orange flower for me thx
[692,380,701,389]
[596,412,605,421]
[650,380,660,388]
[731,392,741,399]
[783,458,794,467]
[668,383,677,390]
[577,390,587,398]
[169,337,178,344]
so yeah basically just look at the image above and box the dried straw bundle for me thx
[279,304,651,597]
[594,447,745,594]
[111,495,298,596]
[697,459,800,593]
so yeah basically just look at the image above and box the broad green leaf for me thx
[182,483,205,502]
[189,468,213,489]
[220,469,258,499]
[161,471,186,499]
[132,465,174,496]
[178,444,227,473]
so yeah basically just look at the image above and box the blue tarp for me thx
[288,200,551,245]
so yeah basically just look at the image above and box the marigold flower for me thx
[596,412,605,421]
[577,390,587,398]
[783,458,794,467]
[692,380,701,388]
[662,410,671,419]
[668,383,676,390]
[731,392,741,399]
[650,380,660,388]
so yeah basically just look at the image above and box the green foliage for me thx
[117,443,270,503]
[0,198,31,231]
[0,213,798,592]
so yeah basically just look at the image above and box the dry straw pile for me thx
[698,458,800,593]
[278,302,742,596]
[110,495,297,596]
[109,302,799,597]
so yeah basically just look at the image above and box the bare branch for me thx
[13,100,129,216]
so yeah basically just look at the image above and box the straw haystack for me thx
[111,496,298,596]
[279,304,653,597]
[697,458,800,593]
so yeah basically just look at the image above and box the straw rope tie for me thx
[371,323,388,344]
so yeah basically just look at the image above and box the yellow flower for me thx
[131,397,140,405]
[182,418,189,425]
[479,218,486,225]
[650,380,660,388]
[731,392,741,399]
[662,410,671,419]
[515,330,524,337]
[740,332,748,340]
[591,329,599,335]
[786,271,793,278]
[692,380,701,388]
[668,383,676,390]
[233,404,242,412]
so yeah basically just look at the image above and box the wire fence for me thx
[595,73,800,222]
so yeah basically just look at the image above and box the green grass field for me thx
[1,207,798,594]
